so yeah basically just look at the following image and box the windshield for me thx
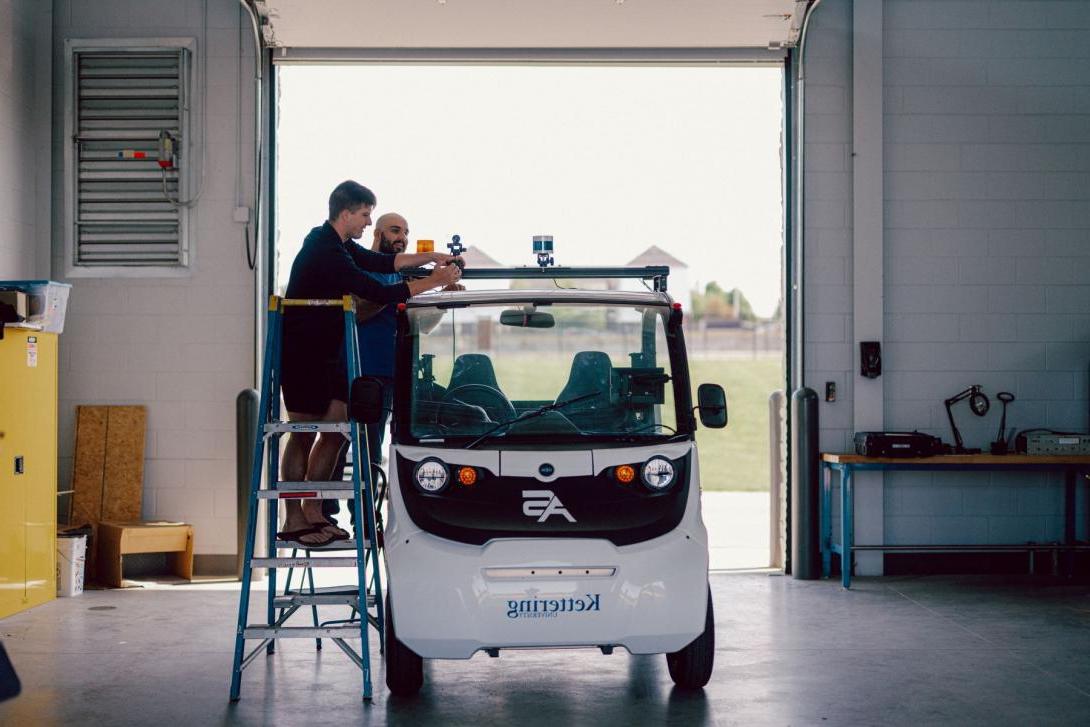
[405,302,681,444]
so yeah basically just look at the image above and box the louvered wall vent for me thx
[68,45,192,271]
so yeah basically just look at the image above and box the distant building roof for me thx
[626,245,688,269]
[461,246,503,268]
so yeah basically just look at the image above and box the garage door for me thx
[257,0,806,59]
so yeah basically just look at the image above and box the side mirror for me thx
[350,376,386,424]
[697,383,727,429]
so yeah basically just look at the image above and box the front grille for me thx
[396,453,690,546]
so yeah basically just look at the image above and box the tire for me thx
[665,584,715,689]
[384,594,424,697]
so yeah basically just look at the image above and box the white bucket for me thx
[57,534,87,597]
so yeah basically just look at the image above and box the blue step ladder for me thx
[229,295,385,702]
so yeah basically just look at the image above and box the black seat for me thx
[448,353,500,390]
[555,351,614,427]
[443,353,514,422]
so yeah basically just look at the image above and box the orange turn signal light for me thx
[615,465,636,484]
[457,466,477,486]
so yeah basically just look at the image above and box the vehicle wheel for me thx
[384,594,423,697]
[665,585,714,689]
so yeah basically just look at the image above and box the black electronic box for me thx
[854,431,944,458]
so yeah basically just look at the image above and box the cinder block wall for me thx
[803,0,854,457]
[807,0,1090,554]
[52,0,256,561]
[0,0,51,279]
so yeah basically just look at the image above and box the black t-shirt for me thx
[283,221,411,366]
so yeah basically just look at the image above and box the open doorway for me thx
[274,63,785,569]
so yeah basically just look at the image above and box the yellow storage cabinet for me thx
[0,328,58,619]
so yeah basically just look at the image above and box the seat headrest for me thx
[557,351,612,404]
[449,353,500,390]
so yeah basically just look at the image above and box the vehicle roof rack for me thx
[401,265,670,292]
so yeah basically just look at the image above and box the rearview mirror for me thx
[500,309,555,328]
[697,383,727,428]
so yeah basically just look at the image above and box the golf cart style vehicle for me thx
[360,261,727,696]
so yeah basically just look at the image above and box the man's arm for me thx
[345,243,398,273]
[331,245,460,302]
[393,251,459,269]
[345,245,459,273]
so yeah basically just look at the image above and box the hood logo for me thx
[538,463,555,477]
[522,490,576,523]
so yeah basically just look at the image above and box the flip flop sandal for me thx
[319,524,351,541]
[276,526,336,548]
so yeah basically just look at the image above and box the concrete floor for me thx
[2,573,1090,726]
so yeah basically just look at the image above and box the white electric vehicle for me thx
[366,265,727,696]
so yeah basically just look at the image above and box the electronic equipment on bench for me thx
[1015,430,1090,456]
[853,431,944,458]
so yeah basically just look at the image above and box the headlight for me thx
[640,456,676,491]
[413,458,449,493]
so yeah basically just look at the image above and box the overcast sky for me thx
[276,64,784,317]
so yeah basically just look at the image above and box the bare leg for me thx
[282,431,315,483]
[279,429,315,533]
[301,399,349,537]
[279,411,334,546]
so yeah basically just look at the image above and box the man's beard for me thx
[379,234,405,254]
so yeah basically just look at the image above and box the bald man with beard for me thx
[323,212,462,529]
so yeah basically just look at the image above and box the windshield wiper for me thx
[464,391,600,449]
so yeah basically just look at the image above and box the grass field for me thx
[689,356,783,491]
[436,354,783,492]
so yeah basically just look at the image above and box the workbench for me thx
[821,454,1090,588]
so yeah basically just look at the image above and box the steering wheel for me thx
[439,383,517,423]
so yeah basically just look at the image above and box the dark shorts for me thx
[280,352,348,416]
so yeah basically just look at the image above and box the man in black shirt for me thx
[279,181,461,547]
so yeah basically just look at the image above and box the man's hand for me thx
[428,261,462,289]
[443,283,466,292]
[405,260,463,296]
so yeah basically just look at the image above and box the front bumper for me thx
[385,529,709,659]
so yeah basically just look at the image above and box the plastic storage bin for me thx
[0,280,72,334]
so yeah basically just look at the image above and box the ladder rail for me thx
[229,300,281,702]
[265,308,284,657]
[346,307,385,640]
[345,301,379,693]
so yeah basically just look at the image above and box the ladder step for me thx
[258,489,354,499]
[273,592,376,608]
[251,557,358,568]
[264,422,352,435]
[256,481,358,499]
[243,626,363,639]
[285,584,363,596]
[275,481,355,490]
[274,539,368,551]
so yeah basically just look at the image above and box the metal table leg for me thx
[1065,468,1076,577]
[821,464,832,578]
[841,467,854,589]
